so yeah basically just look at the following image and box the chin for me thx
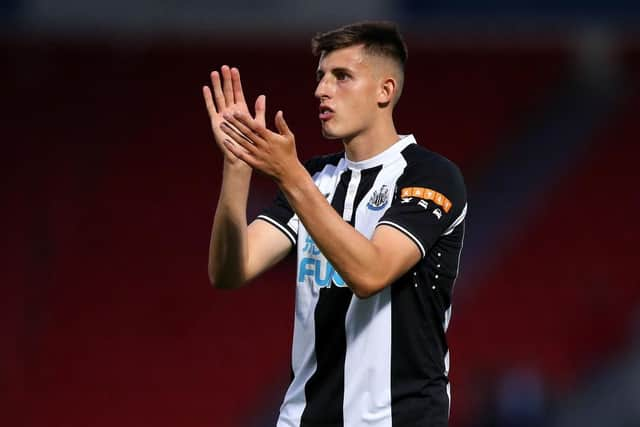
[321,129,341,140]
[320,123,348,140]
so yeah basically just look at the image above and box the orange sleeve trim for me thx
[400,187,452,213]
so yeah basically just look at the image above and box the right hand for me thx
[202,65,266,167]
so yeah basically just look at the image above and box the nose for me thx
[314,76,331,100]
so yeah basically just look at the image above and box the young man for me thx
[203,22,466,427]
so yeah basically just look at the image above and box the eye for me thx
[336,72,350,81]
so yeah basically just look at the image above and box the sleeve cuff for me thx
[256,214,297,245]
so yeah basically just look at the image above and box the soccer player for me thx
[203,21,467,427]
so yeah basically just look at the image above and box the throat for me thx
[343,132,402,162]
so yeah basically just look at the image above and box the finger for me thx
[202,86,217,117]
[254,95,266,126]
[220,121,259,154]
[275,110,293,136]
[221,65,234,106]
[231,67,245,105]
[222,136,251,157]
[223,138,256,167]
[225,111,270,142]
[222,112,262,145]
[210,70,226,110]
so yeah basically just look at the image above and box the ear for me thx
[377,76,397,107]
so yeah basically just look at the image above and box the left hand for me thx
[220,109,303,184]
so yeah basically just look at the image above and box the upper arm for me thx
[244,218,293,283]
[359,154,467,296]
[378,156,467,257]
[366,225,422,293]
[243,187,298,284]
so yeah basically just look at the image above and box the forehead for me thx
[317,44,369,72]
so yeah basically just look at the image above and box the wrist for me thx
[279,161,311,195]
[222,160,252,189]
[223,157,252,175]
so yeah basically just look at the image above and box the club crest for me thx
[367,185,390,211]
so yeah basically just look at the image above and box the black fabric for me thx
[300,286,353,427]
[380,144,466,255]
[390,266,454,427]
[385,145,466,426]
[351,165,383,225]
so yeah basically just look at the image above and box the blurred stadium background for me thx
[4,1,640,426]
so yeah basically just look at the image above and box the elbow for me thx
[208,272,224,289]
[352,287,375,299]
[208,267,215,287]
[209,277,242,290]
[208,268,242,290]
[349,275,387,299]
[207,266,219,288]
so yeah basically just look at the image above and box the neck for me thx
[342,117,399,162]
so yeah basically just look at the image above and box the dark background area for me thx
[4,1,640,426]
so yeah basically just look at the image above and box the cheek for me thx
[345,84,375,111]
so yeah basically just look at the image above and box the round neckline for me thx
[344,134,416,170]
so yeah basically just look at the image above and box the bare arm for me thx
[274,165,420,298]
[208,171,291,288]
[220,111,420,298]
[203,66,292,289]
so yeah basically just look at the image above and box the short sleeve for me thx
[257,190,299,246]
[377,153,467,258]
[256,152,344,247]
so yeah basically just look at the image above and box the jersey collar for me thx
[345,134,416,171]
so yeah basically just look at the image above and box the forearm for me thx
[208,163,252,288]
[279,164,386,297]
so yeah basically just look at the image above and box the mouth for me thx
[319,105,334,121]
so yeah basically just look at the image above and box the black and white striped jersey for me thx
[257,135,467,427]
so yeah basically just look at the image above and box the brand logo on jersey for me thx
[400,187,452,213]
[297,235,346,288]
[367,185,389,211]
[432,208,442,219]
[418,200,429,210]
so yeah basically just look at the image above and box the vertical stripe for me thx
[278,285,321,427]
[351,166,383,225]
[443,308,452,417]
[300,287,353,425]
[342,160,404,426]
[343,289,393,426]
[390,276,449,426]
[299,169,351,426]
[342,169,360,222]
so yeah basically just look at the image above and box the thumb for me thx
[275,110,292,136]
[254,95,266,125]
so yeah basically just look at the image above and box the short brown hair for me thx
[311,21,408,70]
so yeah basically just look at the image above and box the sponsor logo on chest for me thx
[297,234,346,288]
